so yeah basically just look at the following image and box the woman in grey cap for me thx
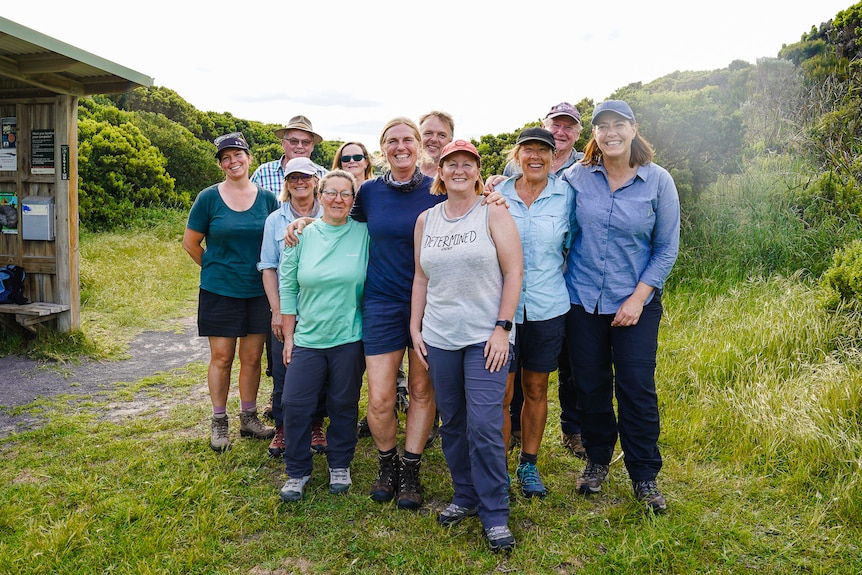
[563,99,680,512]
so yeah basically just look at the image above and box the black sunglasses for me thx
[340,154,365,163]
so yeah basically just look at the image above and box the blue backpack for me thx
[0,265,28,305]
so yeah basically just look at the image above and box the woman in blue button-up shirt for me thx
[496,128,574,499]
[563,100,680,513]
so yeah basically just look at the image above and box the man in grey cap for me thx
[503,102,584,177]
[251,115,328,195]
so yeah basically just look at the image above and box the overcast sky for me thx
[3,1,855,147]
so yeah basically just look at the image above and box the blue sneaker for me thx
[515,462,547,498]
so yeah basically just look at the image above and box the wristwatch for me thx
[495,319,513,331]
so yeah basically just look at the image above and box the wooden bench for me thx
[0,302,71,332]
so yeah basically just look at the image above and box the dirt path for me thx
[0,317,210,438]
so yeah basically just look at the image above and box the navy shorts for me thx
[197,288,270,338]
[510,314,566,373]
[362,298,412,356]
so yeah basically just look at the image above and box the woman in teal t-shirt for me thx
[276,170,370,502]
[183,132,278,453]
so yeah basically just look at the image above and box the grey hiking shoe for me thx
[210,414,231,452]
[239,408,275,439]
[485,525,515,553]
[633,480,667,512]
[279,475,311,502]
[577,459,609,495]
[437,503,478,527]
[329,468,352,494]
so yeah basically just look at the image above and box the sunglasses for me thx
[285,138,313,147]
[286,173,314,183]
[321,190,355,200]
[340,154,365,163]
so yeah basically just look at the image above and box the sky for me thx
[3,1,856,147]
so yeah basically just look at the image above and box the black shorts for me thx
[197,288,270,338]
[510,314,566,373]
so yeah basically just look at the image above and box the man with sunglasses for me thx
[251,115,328,196]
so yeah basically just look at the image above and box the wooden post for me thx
[53,94,79,331]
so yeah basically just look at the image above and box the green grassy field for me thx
[2,165,861,573]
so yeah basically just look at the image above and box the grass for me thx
[2,162,862,573]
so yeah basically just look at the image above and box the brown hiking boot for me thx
[577,459,609,495]
[370,454,399,502]
[210,414,231,452]
[397,458,423,510]
[311,420,328,454]
[239,408,275,439]
[561,432,587,459]
[268,425,285,457]
[633,480,667,513]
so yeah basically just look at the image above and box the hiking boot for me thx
[268,425,285,457]
[425,416,440,449]
[437,503,478,527]
[311,420,328,454]
[210,414,231,452]
[279,475,311,502]
[515,462,547,498]
[577,459,609,495]
[357,416,372,438]
[239,408,275,439]
[633,480,667,513]
[561,432,587,459]
[396,384,410,414]
[370,454,399,502]
[262,392,274,421]
[508,429,521,451]
[329,468,352,495]
[397,458,423,510]
[485,525,515,553]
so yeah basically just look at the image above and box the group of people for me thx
[182,99,680,554]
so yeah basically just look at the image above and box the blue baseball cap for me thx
[592,100,636,123]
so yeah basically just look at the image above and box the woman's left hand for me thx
[484,329,510,373]
[611,296,644,327]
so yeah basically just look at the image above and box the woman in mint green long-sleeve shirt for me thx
[276,170,370,503]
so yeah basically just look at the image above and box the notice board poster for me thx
[0,117,16,171]
[31,129,55,175]
[0,191,18,234]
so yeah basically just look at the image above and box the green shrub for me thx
[821,239,862,308]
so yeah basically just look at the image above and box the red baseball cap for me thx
[438,139,481,166]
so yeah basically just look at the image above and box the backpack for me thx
[0,265,28,305]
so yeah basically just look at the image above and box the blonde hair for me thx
[319,169,357,193]
[279,173,320,203]
[377,117,429,171]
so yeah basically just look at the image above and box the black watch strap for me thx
[495,319,513,331]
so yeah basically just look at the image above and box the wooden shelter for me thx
[0,16,152,332]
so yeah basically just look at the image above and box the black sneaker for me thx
[577,459,609,495]
[633,480,667,512]
[369,454,399,502]
[485,525,515,553]
[396,458,423,510]
[357,416,372,438]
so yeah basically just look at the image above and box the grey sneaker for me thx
[561,432,587,459]
[210,414,231,452]
[577,459,609,495]
[633,480,667,512]
[437,503,478,527]
[329,468,352,495]
[279,475,311,502]
[485,525,515,553]
[239,408,275,439]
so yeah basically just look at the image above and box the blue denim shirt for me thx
[563,162,680,314]
[257,202,324,275]
[497,173,574,323]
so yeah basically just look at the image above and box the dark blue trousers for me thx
[272,332,328,427]
[565,297,663,482]
[282,341,363,477]
[427,343,510,530]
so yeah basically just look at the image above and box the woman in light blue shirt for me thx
[563,100,680,513]
[496,127,574,499]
